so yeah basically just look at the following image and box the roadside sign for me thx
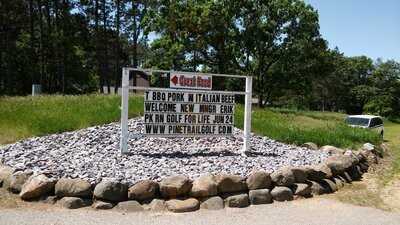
[120,68,252,155]
[144,90,234,136]
[170,73,212,90]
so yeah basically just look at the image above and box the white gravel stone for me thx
[0,117,328,185]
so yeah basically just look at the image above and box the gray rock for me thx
[59,197,91,209]
[293,183,311,197]
[93,180,127,202]
[128,180,159,201]
[305,164,332,181]
[19,174,56,200]
[0,166,15,188]
[249,189,272,205]
[362,143,375,151]
[320,145,345,155]
[159,175,192,199]
[271,186,293,201]
[348,165,362,181]
[200,196,224,210]
[215,174,247,193]
[246,171,271,190]
[271,167,295,186]
[8,171,32,193]
[342,172,353,183]
[92,201,114,210]
[224,194,250,208]
[359,162,369,172]
[147,199,166,211]
[190,174,217,197]
[291,167,308,183]
[325,155,353,175]
[332,177,344,189]
[322,179,337,193]
[166,198,200,213]
[310,181,328,195]
[116,200,144,212]
[55,178,92,198]
[301,142,318,150]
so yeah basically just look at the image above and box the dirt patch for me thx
[380,177,400,212]
[0,188,54,210]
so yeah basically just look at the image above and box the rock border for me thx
[0,143,381,213]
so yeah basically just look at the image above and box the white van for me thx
[345,115,384,138]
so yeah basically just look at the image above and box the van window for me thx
[369,118,383,127]
[345,117,370,126]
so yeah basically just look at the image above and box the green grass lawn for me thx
[0,95,143,144]
[381,120,400,182]
[0,94,381,150]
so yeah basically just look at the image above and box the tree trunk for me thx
[28,0,35,85]
[94,0,103,93]
[114,0,121,93]
[102,0,110,94]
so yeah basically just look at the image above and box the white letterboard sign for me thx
[144,90,235,136]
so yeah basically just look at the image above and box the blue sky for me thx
[305,0,400,61]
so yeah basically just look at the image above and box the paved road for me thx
[1,198,399,225]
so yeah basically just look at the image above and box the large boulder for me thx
[159,175,192,199]
[115,200,144,212]
[0,166,15,187]
[322,179,337,193]
[271,186,293,201]
[325,155,353,175]
[320,145,345,155]
[166,198,200,213]
[200,196,224,210]
[293,183,311,197]
[291,167,308,183]
[224,194,250,208]
[301,142,318,150]
[249,189,272,205]
[128,180,159,201]
[271,167,295,186]
[305,164,333,181]
[8,171,32,193]
[215,174,247,194]
[310,181,328,195]
[93,180,127,202]
[347,165,363,181]
[19,174,56,200]
[55,178,92,198]
[246,171,271,190]
[189,174,217,197]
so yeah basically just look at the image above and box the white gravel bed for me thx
[0,118,328,185]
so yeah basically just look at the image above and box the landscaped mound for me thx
[0,117,327,184]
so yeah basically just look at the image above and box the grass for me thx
[380,120,400,183]
[0,95,381,149]
[0,95,143,144]
[235,106,381,149]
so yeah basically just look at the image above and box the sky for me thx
[305,0,400,61]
